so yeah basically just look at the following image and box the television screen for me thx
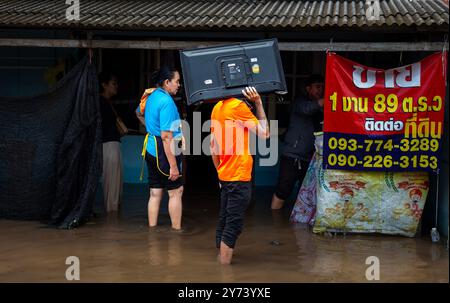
[180,38,287,105]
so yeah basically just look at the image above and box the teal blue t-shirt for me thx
[137,88,182,156]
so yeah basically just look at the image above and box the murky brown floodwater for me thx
[0,185,448,282]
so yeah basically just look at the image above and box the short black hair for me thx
[305,74,324,87]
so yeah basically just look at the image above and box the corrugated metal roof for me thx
[0,0,448,30]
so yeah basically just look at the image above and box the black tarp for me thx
[0,56,102,229]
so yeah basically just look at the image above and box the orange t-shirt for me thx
[210,98,259,182]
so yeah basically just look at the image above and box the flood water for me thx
[0,185,448,282]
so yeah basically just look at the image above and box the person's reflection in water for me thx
[271,208,286,229]
[105,211,120,227]
[147,229,182,266]
[168,233,182,266]
[147,232,162,266]
[293,224,318,276]
[430,244,442,262]
[219,262,235,282]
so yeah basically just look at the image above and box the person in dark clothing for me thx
[98,72,123,213]
[271,74,324,210]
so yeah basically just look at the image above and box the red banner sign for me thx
[323,52,447,172]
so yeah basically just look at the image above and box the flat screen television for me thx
[180,38,287,105]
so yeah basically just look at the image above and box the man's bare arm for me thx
[210,134,220,170]
[242,87,270,139]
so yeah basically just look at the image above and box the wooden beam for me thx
[0,38,447,51]
[280,42,448,52]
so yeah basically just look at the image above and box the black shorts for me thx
[145,152,184,190]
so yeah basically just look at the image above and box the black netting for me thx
[0,56,102,229]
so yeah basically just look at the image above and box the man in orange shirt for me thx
[210,86,270,265]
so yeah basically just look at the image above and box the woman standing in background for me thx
[99,72,123,214]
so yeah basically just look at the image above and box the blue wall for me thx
[253,142,281,186]
[0,39,78,97]
[121,135,148,184]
